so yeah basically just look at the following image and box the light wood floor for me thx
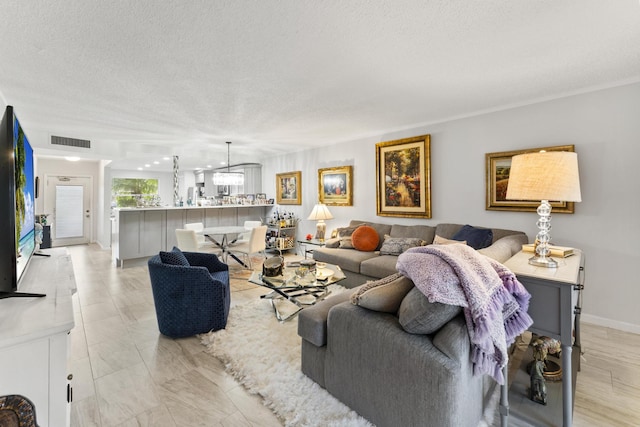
[67,244,640,427]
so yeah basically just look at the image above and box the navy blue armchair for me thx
[148,250,230,338]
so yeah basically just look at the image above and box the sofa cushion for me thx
[452,225,493,250]
[360,255,399,279]
[159,247,190,266]
[478,233,529,263]
[351,225,380,252]
[313,247,378,273]
[298,290,355,347]
[379,235,426,256]
[398,287,462,334]
[389,224,436,243]
[433,235,466,245]
[351,273,415,313]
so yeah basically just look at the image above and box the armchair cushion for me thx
[159,246,190,266]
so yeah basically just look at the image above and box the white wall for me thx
[262,82,640,333]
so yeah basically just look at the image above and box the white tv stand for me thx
[0,248,76,426]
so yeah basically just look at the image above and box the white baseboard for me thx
[581,314,640,335]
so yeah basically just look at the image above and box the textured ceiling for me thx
[1,1,639,171]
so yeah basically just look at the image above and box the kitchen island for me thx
[112,204,272,267]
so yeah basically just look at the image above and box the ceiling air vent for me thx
[51,135,91,149]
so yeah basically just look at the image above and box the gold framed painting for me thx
[485,144,576,213]
[276,171,302,205]
[375,134,431,218]
[318,165,353,206]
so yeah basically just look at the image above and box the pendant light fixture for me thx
[213,141,244,186]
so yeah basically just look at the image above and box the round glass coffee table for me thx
[248,262,346,321]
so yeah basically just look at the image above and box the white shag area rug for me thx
[201,284,502,427]
[201,285,373,427]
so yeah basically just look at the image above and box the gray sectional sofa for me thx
[312,220,528,288]
[299,220,528,427]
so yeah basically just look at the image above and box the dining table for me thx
[201,225,249,267]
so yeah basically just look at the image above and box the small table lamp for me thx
[506,151,581,268]
[307,203,333,242]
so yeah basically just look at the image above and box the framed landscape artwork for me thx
[375,134,431,218]
[318,165,353,206]
[276,171,302,205]
[485,144,576,213]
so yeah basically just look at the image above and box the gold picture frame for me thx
[276,171,302,205]
[375,134,431,218]
[485,144,576,213]
[318,165,353,206]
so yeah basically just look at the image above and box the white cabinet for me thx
[0,248,75,427]
[112,209,167,266]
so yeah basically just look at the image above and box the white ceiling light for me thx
[213,141,244,186]
[65,156,80,161]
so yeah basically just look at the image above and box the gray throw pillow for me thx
[398,287,462,335]
[337,225,363,249]
[350,273,415,313]
[379,235,426,256]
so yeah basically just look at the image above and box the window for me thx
[112,178,159,207]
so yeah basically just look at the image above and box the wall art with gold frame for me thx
[318,165,353,206]
[375,134,431,218]
[485,144,576,213]
[276,171,302,205]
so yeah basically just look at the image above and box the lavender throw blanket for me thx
[396,244,533,384]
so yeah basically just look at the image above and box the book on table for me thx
[522,243,574,258]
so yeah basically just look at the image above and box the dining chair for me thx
[226,225,268,269]
[184,222,207,244]
[175,229,219,254]
[235,220,263,244]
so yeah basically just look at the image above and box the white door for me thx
[44,175,92,246]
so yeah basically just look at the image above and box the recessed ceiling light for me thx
[153,161,160,164]
[163,157,171,161]
[221,161,226,165]
[207,164,212,168]
[137,167,143,171]
[65,156,80,162]
[145,164,151,167]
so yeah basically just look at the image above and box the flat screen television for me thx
[0,105,45,298]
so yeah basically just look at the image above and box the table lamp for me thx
[307,203,333,242]
[506,150,581,267]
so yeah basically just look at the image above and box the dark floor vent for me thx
[51,135,91,149]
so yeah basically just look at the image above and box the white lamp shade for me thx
[307,203,334,221]
[506,151,582,202]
